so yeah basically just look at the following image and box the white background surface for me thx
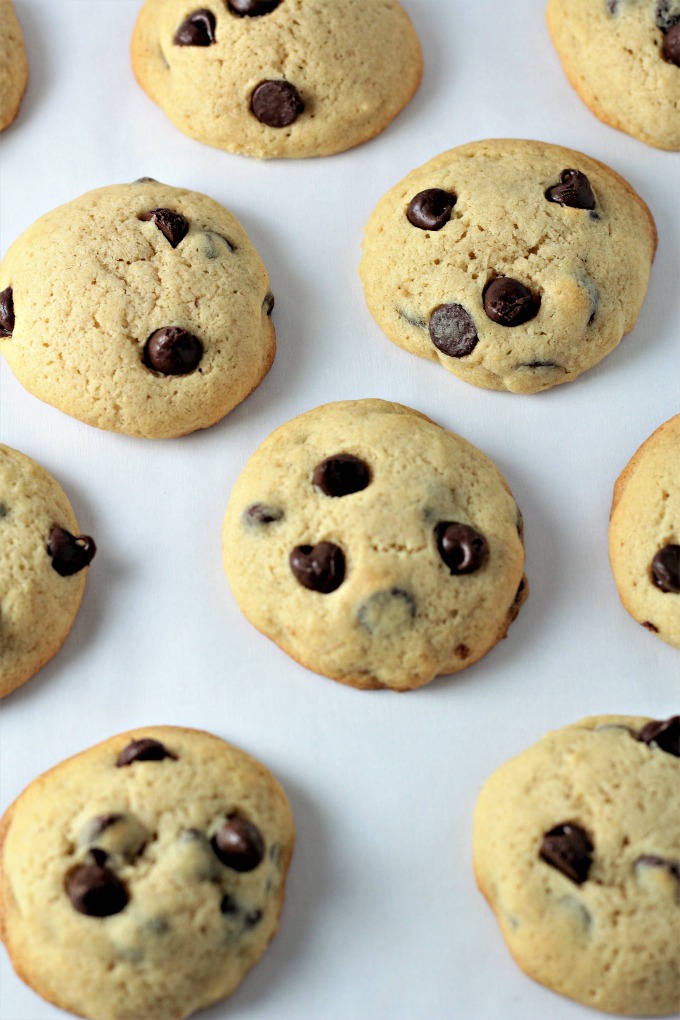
[0,2,678,1018]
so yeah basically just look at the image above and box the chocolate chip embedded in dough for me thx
[429,303,478,357]
[144,326,203,375]
[47,526,96,577]
[244,503,284,526]
[651,545,680,593]
[545,169,596,210]
[0,287,14,337]
[436,522,487,575]
[263,293,275,316]
[251,80,304,127]
[483,278,540,326]
[66,862,129,917]
[540,823,593,885]
[638,717,680,757]
[313,454,370,497]
[116,738,178,767]
[290,542,345,593]
[174,9,217,46]
[357,588,416,635]
[656,1,680,33]
[228,0,283,15]
[663,23,680,65]
[406,189,457,231]
[212,816,265,872]
[140,209,189,248]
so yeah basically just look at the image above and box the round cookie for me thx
[359,139,656,394]
[131,0,422,159]
[0,1,28,133]
[609,413,680,648]
[474,714,680,1016]
[0,726,295,1020]
[0,444,96,698]
[222,399,527,691]
[0,180,275,438]
[547,0,680,151]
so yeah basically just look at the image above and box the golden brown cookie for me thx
[0,1,28,133]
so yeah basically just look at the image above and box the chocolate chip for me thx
[212,816,265,872]
[263,293,275,316]
[518,360,561,369]
[635,854,680,879]
[86,814,125,839]
[251,80,304,127]
[47,526,96,577]
[0,503,8,518]
[608,0,619,12]
[144,326,203,375]
[116,738,177,767]
[436,523,487,575]
[220,893,239,914]
[398,308,427,330]
[455,643,470,659]
[638,717,680,757]
[651,545,680,593]
[540,823,593,885]
[140,209,189,248]
[545,169,596,210]
[174,9,217,46]
[483,278,540,326]
[290,542,345,593]
[406,189,457,231]
[357,588,416,634]
[133,176,158,184]
[313,454,370,497]
[244,503,284,525]
[245,907,263,927]
[656,1,680,33]
[662,22,680,64]
[228,0,282,14]
[66,862,129,917]
[643,620,659,632]
[0,287,15,337]
[429,303,478,357]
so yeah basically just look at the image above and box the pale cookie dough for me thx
[359,139,656,394]
[547,0,680,151]
[474,714,680,1016]
[222,399,527,691]
[0,180,275,438]
[131,0,422,158]
[609,413,680,648]
[0,444,96,698]
[0,1,28,133]
[0,726,295,1020]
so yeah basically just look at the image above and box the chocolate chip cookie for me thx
[0,726,294,1020]
[547,0,680,150]
[474,715,680,1015]
[0,444,96,698]
[222,399,527,691]
[359,139,656,394]
[131,0,422,158]
[0,1,28,133]
[0,180,275,438]
[609,413,680,649]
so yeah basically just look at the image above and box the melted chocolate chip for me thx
[140,209,189,248]
[228,0,282,14]
[66,862,129,917]
[436,523,487,575]
[245,907,263,927]
[651,545,680,593]
[212,816,265,872]
[251,80,304,127]
[406,189,457,231]
[540,823,593,885]
[116,738,177,767]
[656,1,680,33]
[638,717,680,757]
[144,327,203,375]
[643,620,659,632]
[174,9,217,46]
[48,527,96,577]
[290,542,345,593]
[429,303,478,357]
[244,503,284,525]
[220,893,239,914]
[263,293,275,316]
[313,454,370,497]
[0,503,8,518]
[662,22,680,64]
[483,278,540,326]
[545,169,596,210]
[0,287,14,337]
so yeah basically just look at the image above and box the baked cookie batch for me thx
[1,1,678,1019]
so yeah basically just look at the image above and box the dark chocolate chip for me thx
[220,893,239,914]
[436,523,487,575]
[540,823,593,885]
[66,862,129,917]
[643,620,659,632]
[651,545,680,593]
[662,22,680,64]
[429,303,478,357]
[656,1,680,33]
[545,169,596,210]
[87,848,109,867]
[638,716,680,757]
[0,287,15,338]
[212,816,265,872]
[398,308,427,330]
[0,503,8,518]
[290,542,345,593]
[483,278,540,326]
[140,209,189,248]
[406,189,457,231]
[47,526,96,577]
[116,738,177,767]
[133,177,159,184]
[455,643,470,659]
[87,814,125,839]
[313,454,370,497]
[251,80,304,127]
[635,854,680,879]
[245,907,263,927]
[228,0,282,15]
[608,0,619,12]
[518,360,561,369]
[244,503,284,525]
[144,326,203,375]
[263,293,275,316]
[174,9,217,46]
[357,588,416,634]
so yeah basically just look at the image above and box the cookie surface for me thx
[609,413,680,648]
[474,715,680,1016]
[222,399,527,691]
[359,139,656,394]
[547,0,680,151]
[0,444,95,698]
[0,180,275,438]
[0,726,295,1020]
[0,1,28,133]
[131,0,422,159]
